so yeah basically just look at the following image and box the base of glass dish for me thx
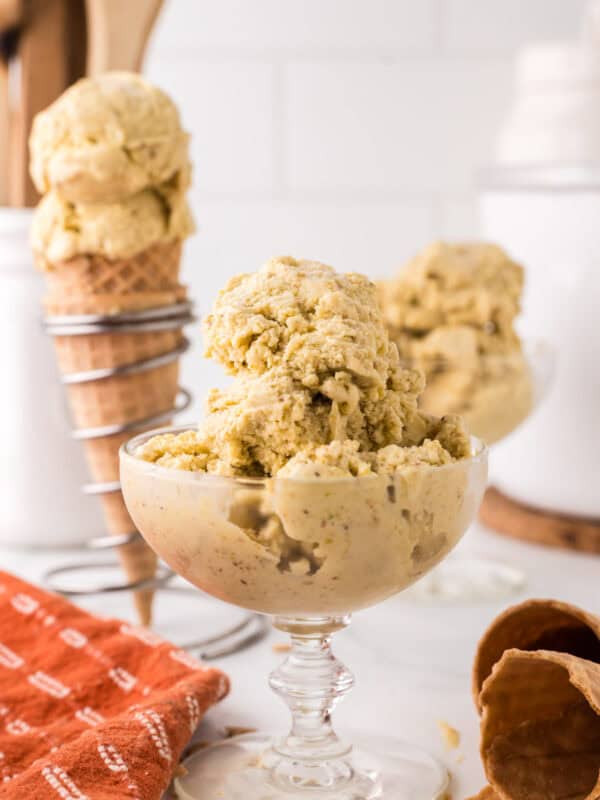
[404,554,526,603]
[174,733,449,800]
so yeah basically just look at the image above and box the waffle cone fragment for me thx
[44,243,186,625]
[468,788,499,800]
[473,598,600,710]
[470,600,600,800]
[479,649,600,800]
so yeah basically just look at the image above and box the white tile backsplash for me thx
[285,59,512,195]
[149,0,436,53]
[142,0,586,340]
[178,198,434,406]
[439,199,481,240]
[145,58,276,194]
[442,0,588,54]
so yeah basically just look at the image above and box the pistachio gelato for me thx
[379,243,532,445]
[122,257,487,616]
[142,256,470,477]
[29,72,190,204]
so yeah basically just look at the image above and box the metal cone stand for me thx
[42,302,267,658]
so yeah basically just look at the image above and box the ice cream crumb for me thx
[272,642,292,653]
[437,719,460,750]
[224,725,257,738]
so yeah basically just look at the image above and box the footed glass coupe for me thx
[401,338,554,601]
[121,428,487,800]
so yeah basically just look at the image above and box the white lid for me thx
[516,42,600,85]
[515,1,600,85]
[494,1,600,165]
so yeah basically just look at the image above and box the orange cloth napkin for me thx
[0,571,229,798]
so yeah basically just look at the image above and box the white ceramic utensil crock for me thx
[0,208,104,546]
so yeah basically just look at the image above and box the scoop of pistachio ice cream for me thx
[379,242,532,444]
[203,256,396,391]
[379,242,524,343]
[138,256,471,477]
[31,183,195,268]
[29,72,190,204]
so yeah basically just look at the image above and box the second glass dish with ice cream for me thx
[121,257,488,799]
[379,243,553,600]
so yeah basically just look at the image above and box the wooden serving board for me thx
[480,488,600,555]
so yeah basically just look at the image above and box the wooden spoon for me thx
[85,0,164,75]
[0,36,11,206]
[9,0,71,207]
[0,0,21,30]
[0,1,23,206]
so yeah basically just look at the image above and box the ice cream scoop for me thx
[31,184,194,267]
[29,71,190,204]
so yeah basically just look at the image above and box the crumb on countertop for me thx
[437,719,461,750]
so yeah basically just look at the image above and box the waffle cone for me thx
[470,600,600,800]
[121,538,159,629]
[43,240,187,317]
[44,242,187,626]
[51,327,183,375]
[44,241,183,295]
[478,649,600,800]
[473,599,600,711]
[67,361,179,429]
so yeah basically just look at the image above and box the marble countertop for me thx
[1,524,598,800]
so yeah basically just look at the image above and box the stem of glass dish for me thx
[269,615,355,792]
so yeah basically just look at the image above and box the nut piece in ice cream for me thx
[379,242,532,444]
[29,72,190,203]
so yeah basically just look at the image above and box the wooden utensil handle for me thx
[85,0,163,74]
[0,0,21,32]
[9,0,72,207]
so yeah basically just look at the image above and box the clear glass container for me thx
[400,338,554,601]
[120,429,487,800]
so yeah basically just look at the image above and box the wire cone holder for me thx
[42,302,266,658]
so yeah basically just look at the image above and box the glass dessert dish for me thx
[120,427,487,800]
[400,337,554,602]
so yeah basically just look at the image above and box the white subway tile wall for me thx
[144,0,585,408]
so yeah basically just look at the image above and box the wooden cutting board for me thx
[480,487,600,555]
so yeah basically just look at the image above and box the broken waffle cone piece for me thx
[473,598,600,711]
[467,788,499,800]
[478,648,600,800]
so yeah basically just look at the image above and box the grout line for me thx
[148,44,513,66]
[187,190,474,209]
[432,0,445,53]
[271,60,287,201]
[430,196,445,237]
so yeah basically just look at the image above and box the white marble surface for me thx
[1,524,598,799]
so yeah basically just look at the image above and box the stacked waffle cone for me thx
[469,599,600,800]
[29,73,195,625]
